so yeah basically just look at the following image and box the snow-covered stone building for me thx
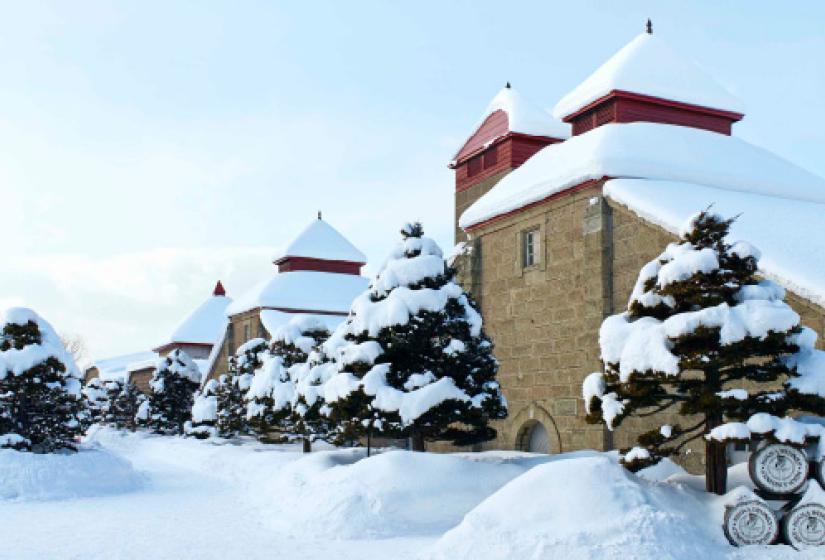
[85,282,232,391]
[453,25,825,471]
[205,216,369,381]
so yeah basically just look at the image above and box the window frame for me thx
[522,228,539,268]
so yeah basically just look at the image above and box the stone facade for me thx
[455,169,511,242]
[207,309,268,381]
[459,185,825,473]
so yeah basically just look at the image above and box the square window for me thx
[522,229,539,268]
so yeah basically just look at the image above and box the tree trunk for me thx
[302,437,311,453]
[411,430,426,452]
[367,425,372,458]
[705,410,728,495]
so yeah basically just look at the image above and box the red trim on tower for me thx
[274,256,364,275]
[450,131,564,169]
[564,90,743,136]
[213,280,226,297]
[562,90,744,123]
[464,179,605,232]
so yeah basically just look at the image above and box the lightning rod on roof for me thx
[646,18,652,34]
[318,210,322,220]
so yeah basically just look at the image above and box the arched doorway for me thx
[516,420,551,454]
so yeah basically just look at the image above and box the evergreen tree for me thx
[106,381,145,431]
[214,339,263,438]
[0,308,85,452]
[82,377,109,426]
[245,352,293,443]
[324,222,507,451]
[186,379,219,439]
[583,211,825,494]
[136,349,201,435]
[276,317,333,452]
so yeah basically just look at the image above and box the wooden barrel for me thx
[781,502,825,549]
[723,500,779,546]
[749,443,809,495]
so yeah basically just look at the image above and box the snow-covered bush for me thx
[245,352,293,443]
[243,318,335,447]
[0,307,85,452]
[83,378,145,431]
[107,381,145,431]
[186,379,219,439]
[83,377,110,426]
[278,317,334,451]
[324,222,507,451]
[583,211,825,494]
[213,338,262,438]
[136,349,201,435]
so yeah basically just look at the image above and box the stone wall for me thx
[462,189,825,473]
[454,169,511,242]
[467,183,608,455]
[206,309,267,382]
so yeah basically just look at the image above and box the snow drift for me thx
[0,447,144,501]
[249,449,538,538]
[428,455,815,560]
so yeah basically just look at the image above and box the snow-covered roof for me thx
[226,270,369,316]
[126,358,157,373]
[479,85,569,139]
[273,218,366,264]
[459,122,825,229]
[604,179,825,309]
[159,293,232,348]
[259,309,346,338]
[552,32,745,119]
[90,351,158,382]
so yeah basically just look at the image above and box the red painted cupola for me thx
[553,21,745,136]
[273,212,366,275]
[450,83,570,192]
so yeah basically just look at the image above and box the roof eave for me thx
[560,89,744,123]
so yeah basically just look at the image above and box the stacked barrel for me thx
[724,441,825,549]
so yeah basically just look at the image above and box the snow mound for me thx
[257,450,531,538]
[0,447,144,501]
[429,455,723,560]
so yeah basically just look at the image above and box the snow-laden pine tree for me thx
[83,377,109,426]
[214,339,262,438]
[276,316,334,452]
[106,380,145,431]
[186,379,219,439]
[245,339,294,443]
[583,211,825,494]
[324,222,507,451]
[136,349,201,435]
[0,307,85,452]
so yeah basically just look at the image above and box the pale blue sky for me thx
[1,1,823,361]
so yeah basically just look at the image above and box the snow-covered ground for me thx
[0,429,818,559]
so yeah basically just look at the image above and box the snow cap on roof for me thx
[482,84,570,139]
[459,122,825,229]
[273,216,366,264]
[159,286,232,348]
[226,270,369,316]
[553,31,745,120]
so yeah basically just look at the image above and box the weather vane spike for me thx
[318,210,322,220]
[646,18,652,34]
